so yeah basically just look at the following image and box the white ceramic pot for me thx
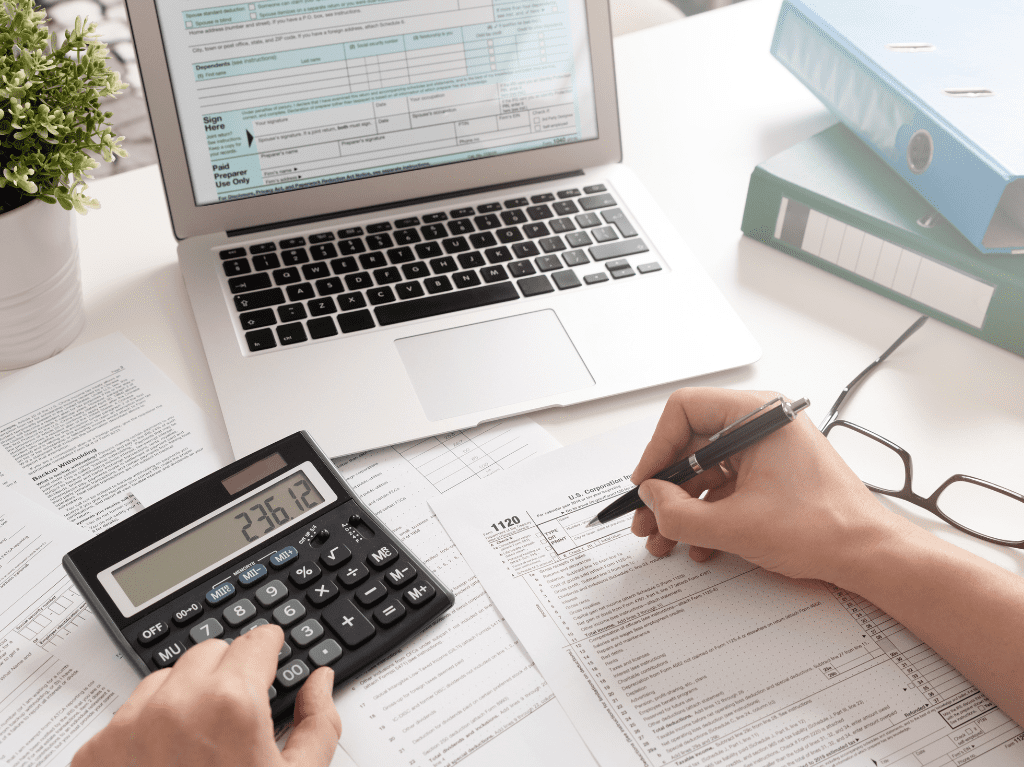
[0,198,85,370]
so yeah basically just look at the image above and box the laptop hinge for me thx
[225,171,585,238]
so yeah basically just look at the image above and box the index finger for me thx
[218,623,285,692]
[631,388,779,483]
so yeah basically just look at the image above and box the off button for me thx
[137,620,169,647]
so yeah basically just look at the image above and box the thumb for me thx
[638,479,731,552]
[282,668,342,767]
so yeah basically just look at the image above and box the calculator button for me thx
[276,659,311,689]
[278,642,292,665]
[384,564,416,587]
[190,618,225,644]
[367,545,398,569]
[290,562,321,587]
[337,563,370,588]
[373,600,406,627]
[355,580,388,607]
[268,686,277,701]
[309,639,344,668]
[307,578,339,606]
[153,640,186,668]
[238,563,268,587]
[273,599,307,626]
[240,619,270,635]
[404,583,436,608]
[223,598,258,627]
[290,618,325,648]
[173,602,204,627]
[255,580,289,607]
[322,600,376,648]
[137,620,169,647]
[206,582,236,606]
[319,544,352,569]
[269,546,299,569]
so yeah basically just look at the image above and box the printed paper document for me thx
[432,419,1024,767]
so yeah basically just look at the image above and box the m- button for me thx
[137,620,169,647]
[367,545,398,569]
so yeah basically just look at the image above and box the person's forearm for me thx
[834,517,1024,723]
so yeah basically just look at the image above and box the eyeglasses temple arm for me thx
[819,315,929,432]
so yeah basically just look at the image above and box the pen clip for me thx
[707,396,808,442]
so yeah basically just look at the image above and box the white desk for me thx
[66,0,1024,574]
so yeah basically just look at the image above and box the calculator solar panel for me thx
[63,432,454,723]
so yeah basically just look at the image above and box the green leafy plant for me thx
[0,0,127,214]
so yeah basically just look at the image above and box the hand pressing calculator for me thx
[63,432,454,722]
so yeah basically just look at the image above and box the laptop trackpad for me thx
[394,310,595,421]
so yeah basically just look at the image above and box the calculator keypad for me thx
[129,499,450,723]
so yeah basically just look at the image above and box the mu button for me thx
[153,640,186,668]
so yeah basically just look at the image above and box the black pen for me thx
[587,397,810,526]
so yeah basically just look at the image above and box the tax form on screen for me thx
[155,0,598,205]
[432,419,1024,767]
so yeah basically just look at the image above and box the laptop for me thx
[126,0,760,458]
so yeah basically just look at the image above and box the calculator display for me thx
[112,470,325,607]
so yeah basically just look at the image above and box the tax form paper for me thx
[431,420,1024,767]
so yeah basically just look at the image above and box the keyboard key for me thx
[220,247,247,259]
[552,270,582,290]
[484,246,513,263]
[368,287,396,305]
[252,253,280,271]
[246,329,276,351]
[364,223,388,233]
[309,232,335,243]
[401,262,430,279]
[322,600,376,648]
[339,238,367,255]
[282,302,310,321]
[450,206,474,218]
[474,213,500,230]
[235,288,285,311]
[190,618,224,644]
[249,242,277,254]
[229,273,271,294]
[415,242,443,259]
[173,602,204,627]
[497,227,523,243]
[470,231,497,248]
[281,237,305,248]
[311,243,337,260]
[637,262,663,274]
[564,250,589,266]
[448,218,474,235]
[518,274,554,296]
[508,261,536,277]
[425,276,453,294]
[580,193,616,210]
[355,580,388,607]
[375,283,518,326]
[575,212,601,228]
[273,267,302,285]
[526,204,553,220]
[550,217,575,233]
[307,578,339,606]
[240,308,277,331]
[305,296,333,313]
[477,202,501,213]
[373,600,406,627]
[291,562,322,586]
[481,265,509,283]
[610,265,636,279]
[308,317,336,339]
[441,236,469,253]
[374,266,401,284]
[205,582,236,606]
[397,281,425,299]
[394,228,420,245]
[404,582,436,607]
[138,620,170,647]
[501,209,527,225]
[309,638,344,668]
[429,256,457,274]
[591,226,618,243]
[360,252,387,270]
[302,262,330,281]
[421,223,447,240]
[316,277,346,294]
[366,233,393,250]
[277,323,307,345]
[277,659,310,689]
[239,564,269,586]
[223,598,257,627]
[531,192,555,203]
[281,248,308,265]
[539,236,565,253]
[279,645,292,667]
[368,545,399,569]
[454,270,482,288]
[535,255,562,272]
[320,544,353,569]
[338,562,370,587]
[590,238,649,261]
[331,257,358,274]
[583,183,607,194]
[566,231,593,248]
[558,188,582,198]
[344,273,372,290]
[287,283,315,301]
[505,197,528,208]
[422,211,447,223]
[602,208,639,237]
[395,217,420,228]
[223,258,251,277]
[338,294,368,311]
[387,246,415,264]
[512,242,540,258]
[553,200,579,215]
[523,222,549,239]
[337,310,374,333]
[384,564,416,587]
[458,251,486,269]
[273,599,307,626]
[154,640,186,668]
[255,580,289,607]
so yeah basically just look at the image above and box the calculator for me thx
[63,432,454,722]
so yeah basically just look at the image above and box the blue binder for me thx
[771,0,1024,255]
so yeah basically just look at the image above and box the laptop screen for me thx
[154,0,600,207]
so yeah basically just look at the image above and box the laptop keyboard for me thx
[220,183,663,353]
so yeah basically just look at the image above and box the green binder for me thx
[742,123,1024,357]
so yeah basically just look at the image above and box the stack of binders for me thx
[741,0,1024,356]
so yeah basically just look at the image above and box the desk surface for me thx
[59,0,1024,573]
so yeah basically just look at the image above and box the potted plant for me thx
[1,0,126,370]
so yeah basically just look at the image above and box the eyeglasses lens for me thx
[937,480,1024,543]
[826,423,906,492]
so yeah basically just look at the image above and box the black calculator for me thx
[63,432,454,722]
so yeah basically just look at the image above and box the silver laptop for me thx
[127,0,760,458]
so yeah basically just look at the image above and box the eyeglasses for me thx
[820,316,1024,548]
